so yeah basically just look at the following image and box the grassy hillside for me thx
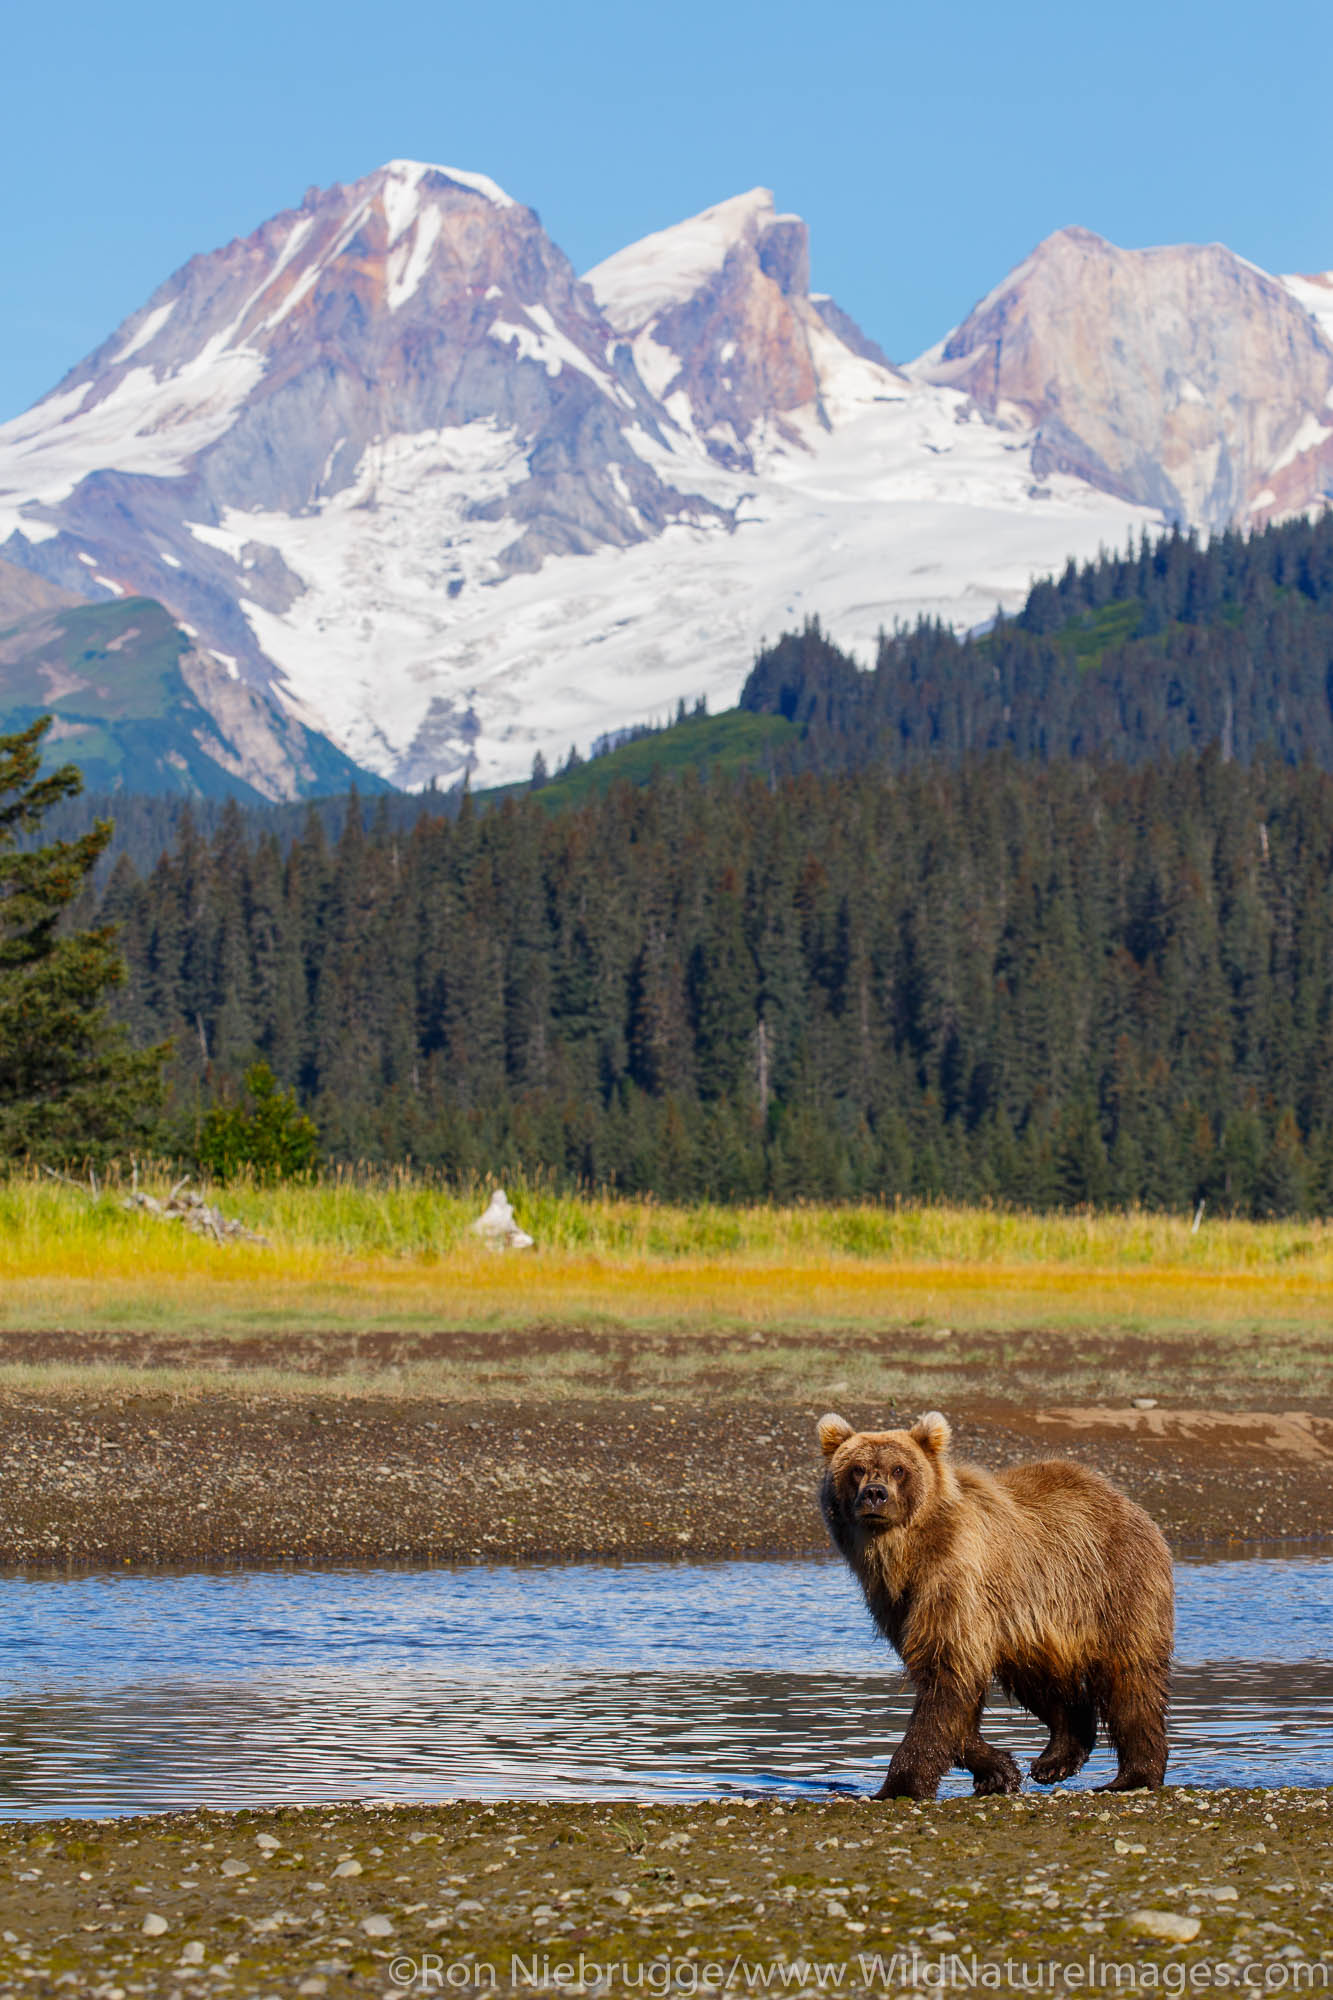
[481,706,797,810]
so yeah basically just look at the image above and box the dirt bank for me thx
[0,1792,1328,1996]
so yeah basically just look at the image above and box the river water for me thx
[0,1551,1327,1816]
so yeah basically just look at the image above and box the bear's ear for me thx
[817,1413,855,1459]
[910,1411,951,1457]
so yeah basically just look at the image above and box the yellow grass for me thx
[0,1173,1329,1339]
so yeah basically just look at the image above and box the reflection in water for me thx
[0,1554,1326,1816]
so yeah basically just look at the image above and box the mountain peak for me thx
[583,186,898,472]
[1042,223,1111,251]
[916,227,1333,526]
[374,158,517,213]
[585,188,784,332]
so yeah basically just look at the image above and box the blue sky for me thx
[4,0,1331,421]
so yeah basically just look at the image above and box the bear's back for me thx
[995,1456,1124,1514]
[990,1457,1140,1557]
[988,1456,1171,1611]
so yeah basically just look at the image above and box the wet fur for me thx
[817,1411,1173,1801]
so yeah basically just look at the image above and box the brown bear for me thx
[818,1409,1173,1800]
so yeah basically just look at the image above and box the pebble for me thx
[360,1914,394,1937]
[179,1941,205,1964]
[220,1859,249,1877]
[141,1913,168,1936]
[1125,1911,1201,1942]
[332,1859,362,1878]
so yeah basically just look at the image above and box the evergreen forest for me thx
[97,750,1333,1214]
[58,513,1333,1213]
[740,513,1333,773]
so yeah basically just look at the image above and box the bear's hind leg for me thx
[1093,1656,1169,1792]
[960,1698,1021,1797]
[1008,1673,1097,1785]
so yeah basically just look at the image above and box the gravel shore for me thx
[0,1791,1327,1996]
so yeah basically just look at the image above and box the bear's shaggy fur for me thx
[818,1410,1173,1800]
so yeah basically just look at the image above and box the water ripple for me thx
[0,1554,1325,1816]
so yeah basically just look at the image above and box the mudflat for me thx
[0,1319,1329,1565]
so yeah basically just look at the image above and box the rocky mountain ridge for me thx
[1,162,1330,794]
[913,225,1333,527]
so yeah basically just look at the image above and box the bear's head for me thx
[817,1410,952,1535]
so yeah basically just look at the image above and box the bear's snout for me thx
[857,1481,891,1514]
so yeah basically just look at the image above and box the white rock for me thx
[332,1859,363,1878]
[360,1914,394,1937]
[1125,1911,1201,1942]
[469,1189,535,1249]
[220,1859,250,1878]
[141,1913,168,1936]
[179,1941,206,1964]
[255,1833,281,1851]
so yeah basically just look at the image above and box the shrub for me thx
[197,1062,318,1183]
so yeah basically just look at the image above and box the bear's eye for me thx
[848,1463,866,1482]
[890,1463,908,1481]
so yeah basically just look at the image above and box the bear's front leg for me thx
[876,1677,983,1802]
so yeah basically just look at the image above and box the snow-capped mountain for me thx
[585,186,904,466]
[1,163,1331,793]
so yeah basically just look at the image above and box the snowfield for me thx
[206,378,1154,789]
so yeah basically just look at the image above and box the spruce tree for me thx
[0,718,166,1162]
